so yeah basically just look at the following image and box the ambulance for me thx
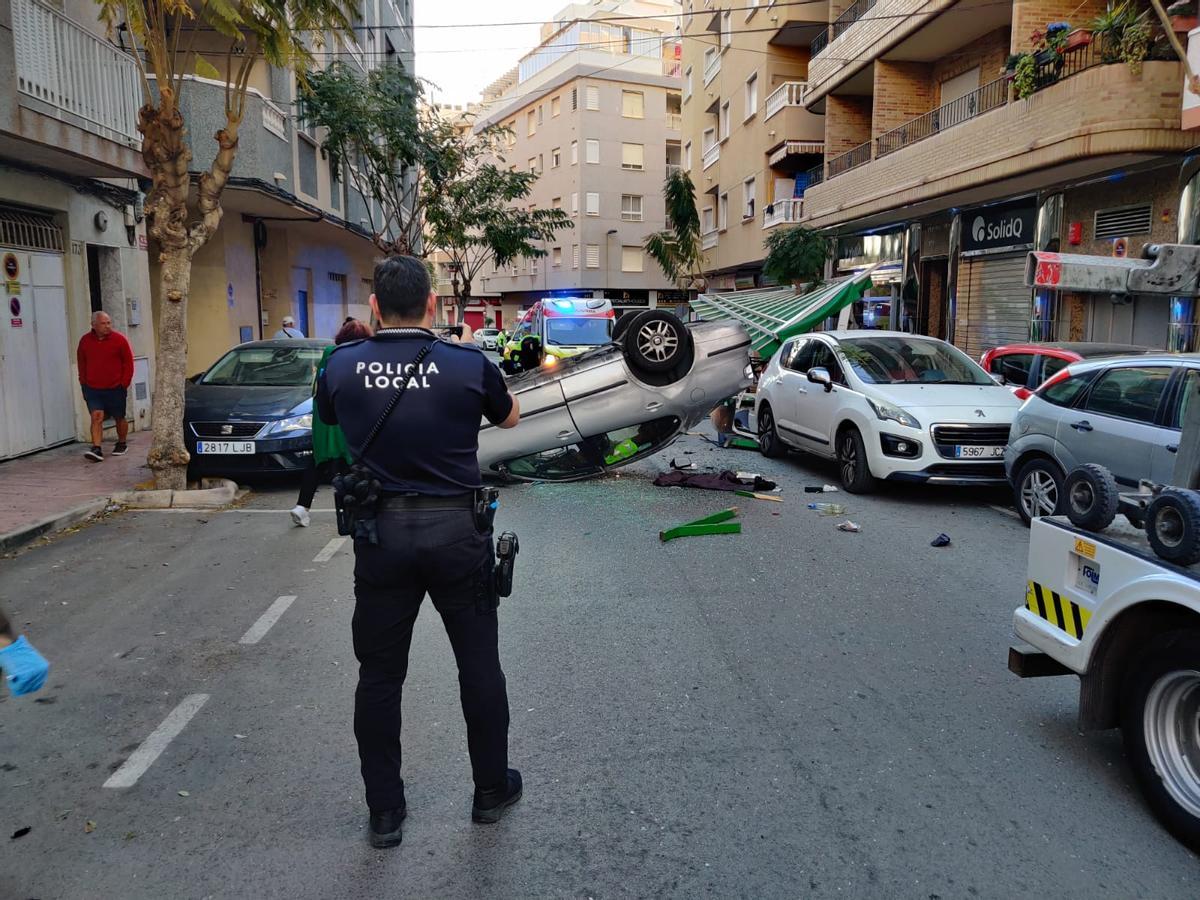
[500,297,616,373]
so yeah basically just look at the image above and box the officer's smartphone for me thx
[438,325,464,339]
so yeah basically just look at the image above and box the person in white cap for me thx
[273,315,306,339]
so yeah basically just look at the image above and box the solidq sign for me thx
[961,199,1037,255]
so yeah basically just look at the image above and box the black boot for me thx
[368,804,407,848]
[472,768,522,824]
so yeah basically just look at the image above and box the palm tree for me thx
[644,170,706,291]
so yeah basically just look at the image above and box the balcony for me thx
[13,0,141,145]
[701,230,719,251]
[666,112,683,131]
[702,142,720,170]
[804,162,824,188]
[703,52,721,87]
[875,77,1006,159]
[765,82,807,121]
[802,59,1192,229]
[664,59,683,78]
[811,0,877,56]
[763,198,804,229]
[826,141,871,178]
[666,164,682,178]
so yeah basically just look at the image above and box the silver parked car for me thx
[1005,353,1200,523]
[478,310,753,481]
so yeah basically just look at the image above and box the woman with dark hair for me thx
[290,318,373,526]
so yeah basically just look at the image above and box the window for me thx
[991,353,1035,388]
[718,192,728,231]
[571,87,578,111]
[701,206,715,233]
[571,193,579,216]
[551,147,561,168]
[571,140,578,165]
[586,192,600,216]
[552,96,561,117]
[1084,366,1172,425]
[621,143,644,170]
[622,90,645,118]
[721,10,732,47]
[529,157,538,173]
[551,196,562,209]
[531,258,540,276]
[621,246,643,273]
[809,342,846,384]
[1042,356,1071,382]
[298,134,318,198]
[621,194,644,221]
[527,110,536,136]
[572,244,580,268]
[586,139,600,164]
[552,247,563,267]
[702,127,716,152]
[1172,368,1200,427]
[505,122,516,148]
[742,177,756,220]
[585,85,600,110]
[586,244,600,268]
[537,104,544,125]
[785,339,812,372]
[684,66,693,102]
[744,73,758,120]
[684,140,693,171]
[719,101,730,141]
[1040,371,1094,407]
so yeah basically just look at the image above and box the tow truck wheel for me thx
[1145,490,1200,566]
[1064,463,1120,532]
[1121,630,1200,852]
[622,311,692,375]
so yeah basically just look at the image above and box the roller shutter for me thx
[956,254,1029,361]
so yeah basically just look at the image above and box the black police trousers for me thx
[351,504,509,813]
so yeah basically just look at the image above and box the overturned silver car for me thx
[479,310,753,482]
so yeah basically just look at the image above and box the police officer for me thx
[316,255,522,849]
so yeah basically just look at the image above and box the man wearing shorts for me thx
[76,311,134,462]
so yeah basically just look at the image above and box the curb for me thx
[0,498,112,555]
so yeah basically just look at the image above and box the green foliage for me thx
[643,169,704,288]
[1013,54,1038,99]
[762,226,830,288]
[1092,1,1139,61]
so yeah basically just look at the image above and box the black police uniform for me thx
[315,326,514,814]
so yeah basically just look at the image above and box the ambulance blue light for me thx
[554,299,574,309]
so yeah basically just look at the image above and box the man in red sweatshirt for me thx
[76,311,134,462]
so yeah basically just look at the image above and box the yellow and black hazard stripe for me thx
[1025,581,1093,639]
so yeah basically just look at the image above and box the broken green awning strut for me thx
[690,263,884,359]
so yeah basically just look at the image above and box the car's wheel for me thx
[1145,490,1200,566]
[612,314,634,343]
[622,311,692,375]
[1121,630,1200,852]
[757,403,786,458]
[1064,463,1120,533]
[1014,457,1064,526]
[837,426,876,494]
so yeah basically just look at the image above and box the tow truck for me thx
[1009,243,1200,851]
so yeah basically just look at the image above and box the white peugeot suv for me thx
[755,331,1021,492]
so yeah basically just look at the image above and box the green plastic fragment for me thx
[659,507,741,542]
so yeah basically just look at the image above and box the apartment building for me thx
[680,0,829,290]
[0,0,158,458]
[470,0,689,327]
[797,0,1196,358]
[150,0,416,371]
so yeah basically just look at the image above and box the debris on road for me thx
[653,470,776,492]
[836,521,861,533]
[84,820,96,833]
[11,826,30,840]
[177,790,190,797]
[660,508,741,542]
[670,459,697,471]
[931,533,952,548]
[807,502,847,516]
[734,490,782,503]
[804,485,839,493]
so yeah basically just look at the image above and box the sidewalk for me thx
[0,441,152,552]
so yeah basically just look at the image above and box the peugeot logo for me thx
[220,424,234,435]
[975,409,986,418]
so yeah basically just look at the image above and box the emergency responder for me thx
[316,255,522,849]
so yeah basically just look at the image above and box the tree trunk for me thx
[147,246,193,490]
[456,279,473,326]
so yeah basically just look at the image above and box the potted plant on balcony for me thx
[1065,26,1093,51]
[1120,11,1152,75]
[1168,0,1197,34]
[1013,53,1039,98]
[1092,1,1136,63]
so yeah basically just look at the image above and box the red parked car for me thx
[980,342,1153,400]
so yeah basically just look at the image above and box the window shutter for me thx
[621,143,644,170]
[572,244,580,268]
[586,86,599,110]
[586,244,600,268]
[586,192,600,216]
[586,139,600,164]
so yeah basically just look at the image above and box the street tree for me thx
[98,0,353,490]
[300,63,457,256]
[643,169,706,292]
[763,225,831,292]
[425,151,573,322]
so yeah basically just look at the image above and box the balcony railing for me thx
[765,81,807,121]
[826,141,871,178]
[702,142,720,170]
[666,112,683,131]
[701,230,719,250]
[804,162,825,188]
[13,0,141,144]
[703,52,721,86]
[664,59,683,78]
[1028,37,1105,96]
[262,99,289,140]
[763,198,804,229]
[811,0,878,55]
[875,77,1007,158]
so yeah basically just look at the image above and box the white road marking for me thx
[988,504,1021,521]
[313,537,346,563]
[103,694,209,789]
[238,595,297,645]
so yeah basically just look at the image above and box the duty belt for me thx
[378,493,475,510]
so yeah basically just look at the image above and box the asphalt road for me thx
[2,432,1198,899]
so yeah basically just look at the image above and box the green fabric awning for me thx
[691,264,883,358]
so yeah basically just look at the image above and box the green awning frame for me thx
[691,263,885,358]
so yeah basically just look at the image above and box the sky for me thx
[414,0,569,108]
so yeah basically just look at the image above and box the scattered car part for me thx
[659,508,741,542]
